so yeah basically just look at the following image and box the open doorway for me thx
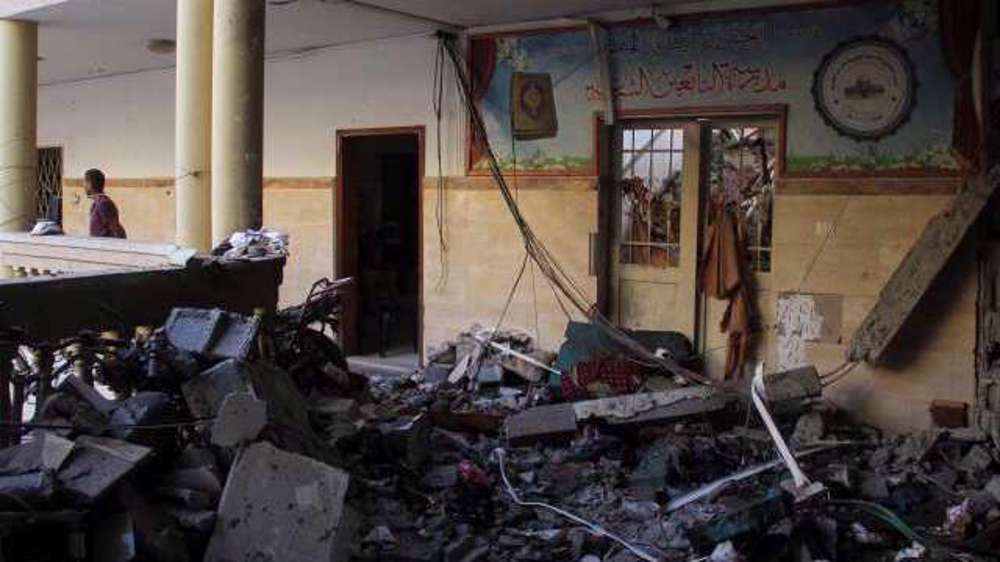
[336,127,423,371]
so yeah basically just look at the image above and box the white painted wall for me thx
[39,34,465,179]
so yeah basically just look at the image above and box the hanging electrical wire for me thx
[436,32,711,385]
[432,39,450,290]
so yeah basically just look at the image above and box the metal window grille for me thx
[36,147,63,223]
[619,127,684,268]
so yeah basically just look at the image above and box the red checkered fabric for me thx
[561,358,645,400]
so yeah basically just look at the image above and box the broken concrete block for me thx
[506,403,578,447]
[165,308,259,360]
[110,391,178,447]
[792,412,825,445]
[930,400,969,428]
[204,442,352,562]
[379,414,431,467]
[57,436,152,504]
[761,366,822,403]
[181,361,252,418]
[0,431,74,475]
[184,359,332,461]
[211,392,267,447]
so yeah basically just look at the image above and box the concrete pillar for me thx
[211,0,265,245]
[0,20,38,235]
[175,0,214,251]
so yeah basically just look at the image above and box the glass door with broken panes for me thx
[610,121,707,341]
[609,117,777,374]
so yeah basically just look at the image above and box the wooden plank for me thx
[847,169,999,364]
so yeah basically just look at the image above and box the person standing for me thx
[84,168,126,239]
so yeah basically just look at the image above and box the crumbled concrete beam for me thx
[204,442,352,562]
[848,170,999,364]
[572,387,735,427]
[56,436,152,504]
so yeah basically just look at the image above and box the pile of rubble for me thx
[0,287,999,562]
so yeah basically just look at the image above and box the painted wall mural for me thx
[469,0,958,176]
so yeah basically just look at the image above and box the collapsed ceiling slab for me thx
[848,168,1000,365]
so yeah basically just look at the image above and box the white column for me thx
[211,0,265,245]
[175,0,214,251]
[0,20,37,234]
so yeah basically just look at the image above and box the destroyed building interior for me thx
[0,0,1000,561]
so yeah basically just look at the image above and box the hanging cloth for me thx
[700,206,752,380]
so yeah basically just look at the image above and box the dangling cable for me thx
[432,40,449,290]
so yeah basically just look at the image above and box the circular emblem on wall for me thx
[812,36,917,141]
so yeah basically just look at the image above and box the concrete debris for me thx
[791,411,825,445]
[1,285,998,562]
[505,403,577,447]
[760,365,822,402]
[210,391,267,447]
[57,436,152,504]
[572,386,734,426]
[0,431,74,474]
[204,442,352,562]
[165,307,259,360]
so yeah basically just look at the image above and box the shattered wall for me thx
[769,190,977,433]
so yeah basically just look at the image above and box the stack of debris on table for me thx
[1,288,998,562]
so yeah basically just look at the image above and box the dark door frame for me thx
[335,125,425,360]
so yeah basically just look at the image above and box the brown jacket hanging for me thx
[700,208,751,379]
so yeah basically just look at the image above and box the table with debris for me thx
[0,287,998,562]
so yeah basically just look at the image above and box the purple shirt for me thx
[89,193,127,238]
